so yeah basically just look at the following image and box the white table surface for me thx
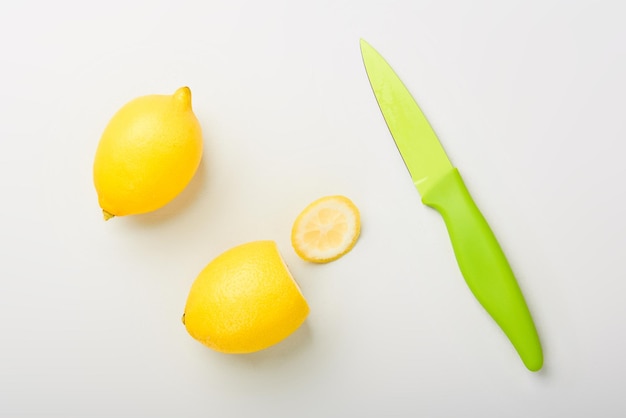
[2,0,625,416]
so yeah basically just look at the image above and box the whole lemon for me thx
[183,241,310,354]
[93,87,203,220]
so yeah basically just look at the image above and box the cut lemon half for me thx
[291,195,361,263]
[183,240,309,354]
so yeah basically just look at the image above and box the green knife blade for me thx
[360,39,543,371]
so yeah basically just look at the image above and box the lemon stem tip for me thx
[102,210,115,221]
[173,86,192,110]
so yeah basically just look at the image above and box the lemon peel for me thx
[93,87,203,219]
[183,241,309,354]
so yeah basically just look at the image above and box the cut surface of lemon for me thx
[291,195,361,263]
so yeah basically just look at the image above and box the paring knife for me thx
[360,39,543,371]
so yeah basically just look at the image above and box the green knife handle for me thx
[421,168,543,371]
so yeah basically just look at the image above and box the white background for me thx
[1,0,625,417]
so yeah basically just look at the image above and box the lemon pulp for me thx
[291,195,361,263]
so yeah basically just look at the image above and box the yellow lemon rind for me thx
[93,86,203,219]
[183,240,309,354]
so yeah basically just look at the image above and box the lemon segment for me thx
[291,195,361,263]
[93,87,203,218]
[183,241,309,354]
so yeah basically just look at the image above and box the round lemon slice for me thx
[291,195,361,263]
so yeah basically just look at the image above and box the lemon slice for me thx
[291,195,361,263]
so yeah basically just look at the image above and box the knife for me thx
[360,39,543,371]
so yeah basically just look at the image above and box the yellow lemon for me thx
[93,87,203,220]
[183,241,309,354]
[291,195,361,263]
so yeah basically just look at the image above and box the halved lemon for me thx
[291,195,361,263]
[183,241,309,353]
